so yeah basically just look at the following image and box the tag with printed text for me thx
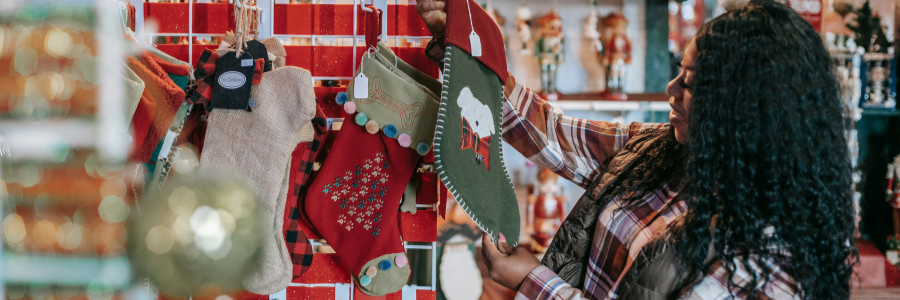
[210,51,256,111]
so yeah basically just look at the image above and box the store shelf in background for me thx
[273,4,429,36]
[285,285,434,300]
[4,252,131,288]
[861,109,900,117]
[153,46,438,78]
[549,100,673,112]
[293,254,351,284]
[283,46,438,78]
[355,287,435,300]
[154,44,218,68]
[144,3,236,34]
[296,210,436,242]
[143,3,429,36]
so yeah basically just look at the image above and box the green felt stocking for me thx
[345,42,441,154]
[434,45,519,246]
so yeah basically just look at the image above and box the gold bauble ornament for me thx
[129,172,262,297]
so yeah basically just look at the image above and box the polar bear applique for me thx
[457,87,495,170]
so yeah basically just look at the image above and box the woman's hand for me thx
[481,233,542,291]
[416,0,446,39]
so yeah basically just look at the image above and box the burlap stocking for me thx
[199,66,317,294]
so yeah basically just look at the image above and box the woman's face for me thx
[666,41,697,144]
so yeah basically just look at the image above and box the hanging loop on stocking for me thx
[364,5,382,53]
[464,0,482,57]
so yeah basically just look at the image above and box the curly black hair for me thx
[668,0,856,299]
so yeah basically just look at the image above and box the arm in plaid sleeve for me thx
[514,265,588,300]
[680,256,799,300]
[501,73,667,188]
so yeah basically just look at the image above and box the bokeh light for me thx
[56,221,83,250]
[98,195,128,223]
[13,46,37,75]
[189,205,227,253]
[3,213,27,244]
[146,225,175,254]
[44,28,72,58]
[33,219,58,250]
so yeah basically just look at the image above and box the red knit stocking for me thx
[305,110,416,296]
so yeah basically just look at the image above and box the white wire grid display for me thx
[128,1,438,299]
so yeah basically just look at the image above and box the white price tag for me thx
[469,31,482,57]
[354,72,369,98]
[241,59,254,67]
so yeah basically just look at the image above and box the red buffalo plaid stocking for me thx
[282,106,328,278]
[305,109,417,296]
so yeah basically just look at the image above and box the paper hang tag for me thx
[244,39,272,72]
[469,31,482,57]
[354,72,369,99]
[210,51,256,111]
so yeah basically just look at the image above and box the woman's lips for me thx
[669,107,685,123]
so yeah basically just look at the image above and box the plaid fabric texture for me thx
[283,106,328,279]
[501,76,665,189]
[460,118,492,170]
[190,49,218,109]
[190,50,264,112]
[503,76,797,300]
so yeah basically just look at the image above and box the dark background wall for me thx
[857,112,900,251]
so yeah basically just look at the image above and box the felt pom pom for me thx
[360,275,372,286]
[383,125,398,138]
[355,113,368,125]
[395,255,408,268]
[397,134,412,147]
[366,266,377,277]
[343,101,356,114]
[365,120,379,134]
[379,259,392,271]
[336,92,349,105]
[416,143,430,155]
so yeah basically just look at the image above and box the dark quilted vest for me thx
[540,128,684,298]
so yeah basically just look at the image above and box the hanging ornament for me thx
[129,171,262,297]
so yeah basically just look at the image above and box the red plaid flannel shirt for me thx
[502,75,798,300]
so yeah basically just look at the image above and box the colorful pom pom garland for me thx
[346,107,430,154]
[336,91,349,105]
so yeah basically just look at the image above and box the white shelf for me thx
[4,252,132,288]
[548,100,672,112]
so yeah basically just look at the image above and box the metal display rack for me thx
[131,1,444,299]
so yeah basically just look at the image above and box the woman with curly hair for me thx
[418,0,855,299]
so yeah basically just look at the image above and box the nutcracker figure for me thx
[515,5,533,54]
[527,167,567,253]
[534,11,565,97]
[599,12,631,100]
[887,155,900,241]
